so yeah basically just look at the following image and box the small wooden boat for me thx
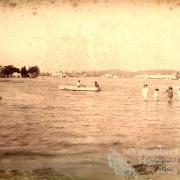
[59,85,101,92]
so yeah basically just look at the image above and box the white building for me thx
[51,71,66,78]
[103,74,113,78]
[12,72,21,78]
[134,74,177,80]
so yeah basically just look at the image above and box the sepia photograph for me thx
[0,0,180,179]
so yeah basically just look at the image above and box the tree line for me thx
[0,65,40,78]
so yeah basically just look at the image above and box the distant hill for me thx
[81,69,136,77]
[44,69,180,78]
[80,69,179,77]
[136,69,179,75]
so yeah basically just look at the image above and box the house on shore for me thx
[12,72,22,78]
[51,71,66,78]
[134,73,179,80]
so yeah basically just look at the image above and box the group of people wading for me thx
[142,84,180,102]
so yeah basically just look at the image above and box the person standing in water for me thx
[167,86,173,102]
[153,88,159,101]
[142,84,148,101]
[178,87,180,100]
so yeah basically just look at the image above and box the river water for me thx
[0,77,180,178]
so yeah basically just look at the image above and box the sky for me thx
[0,0,180,72]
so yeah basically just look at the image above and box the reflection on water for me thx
[0,77,180,177]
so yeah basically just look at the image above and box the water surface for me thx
[0,77,180,178]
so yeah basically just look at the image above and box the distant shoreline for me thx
[40,69,180,78]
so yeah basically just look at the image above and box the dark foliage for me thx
[28,66,40,78]
[1,65,20,77]
[21,66,29,77]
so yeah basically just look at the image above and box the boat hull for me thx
[59,85,101,92]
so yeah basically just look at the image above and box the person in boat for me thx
[142,84,148,101]
[153,88,159,101]
[76,80,81,87]
[95,81,100,88]
[76,80,86,87]
[94,81,101,91]
[167,86,173,102]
